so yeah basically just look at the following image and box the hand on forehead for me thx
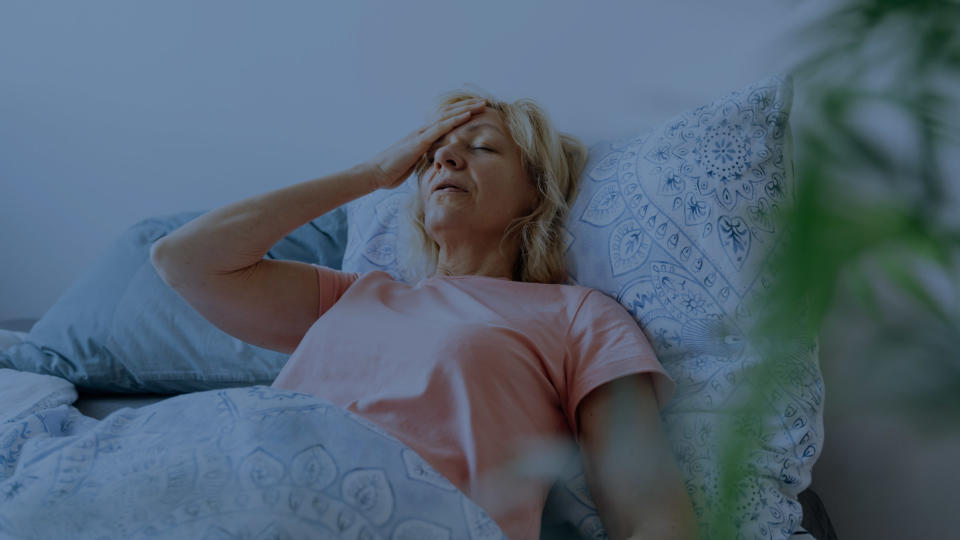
[431,110,505,149]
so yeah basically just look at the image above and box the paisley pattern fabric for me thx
[0,369,508,540]
[560,74,823,539]
[340,75,824,539]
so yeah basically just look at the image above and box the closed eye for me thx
[426,146,493,163]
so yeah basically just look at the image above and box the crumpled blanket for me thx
[0,368,507,539]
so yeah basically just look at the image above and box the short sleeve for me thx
[311,264,361,318]
[564,289,676,439]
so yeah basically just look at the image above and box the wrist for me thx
[354,162,386,193]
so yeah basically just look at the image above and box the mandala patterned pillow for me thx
[557,74,822,539]
[341,74,824,539]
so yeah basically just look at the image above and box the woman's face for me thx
[418,108,538,247]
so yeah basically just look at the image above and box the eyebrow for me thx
[428,123,505,152]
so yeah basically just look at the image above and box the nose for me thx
[433,144,463,173]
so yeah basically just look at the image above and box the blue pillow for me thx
[0,208,347,394]
[340,75,823,539]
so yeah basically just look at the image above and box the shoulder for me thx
[566,286,645,342]
[506,281,605,314]
[515,281,597,312]
[570,286,630,319]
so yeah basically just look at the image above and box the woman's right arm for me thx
[150,164,379,354]
[151,98,486,354]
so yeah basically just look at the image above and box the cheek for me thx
[418,183,430,207]
[503,173,536,207]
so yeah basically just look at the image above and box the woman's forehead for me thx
[430,111,510,149]
[463,108,507,133]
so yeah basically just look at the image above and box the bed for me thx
[0,321,833,540]
[0,75,837,539]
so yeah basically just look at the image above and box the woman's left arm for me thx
[577,373,699,540]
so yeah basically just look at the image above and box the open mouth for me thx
[433,181,469,194]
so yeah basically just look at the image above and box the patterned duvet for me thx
[0,369,507,539]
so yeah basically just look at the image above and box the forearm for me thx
[578,374,699,540]
[591,474,698,540]
[152,163,378,277]
[613,469,699,540]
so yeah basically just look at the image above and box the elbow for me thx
[149,237,166,266]
[149,238,167,274]
[150,238,182,288]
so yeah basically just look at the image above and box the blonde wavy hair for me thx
[398,85,589,284]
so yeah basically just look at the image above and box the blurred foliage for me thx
[773,0,960,419]
[711,0,960,537]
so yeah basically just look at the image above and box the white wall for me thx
[0,0,809,320]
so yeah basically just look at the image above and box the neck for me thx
[434,240,520,280]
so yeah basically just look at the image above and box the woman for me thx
[151,89,697,540]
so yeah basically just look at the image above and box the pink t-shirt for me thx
[271,267,675,540]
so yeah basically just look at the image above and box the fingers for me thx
[415,99,483,135]
[421,99,486,140]
[425,98,485,126]
[441,98,486,116]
